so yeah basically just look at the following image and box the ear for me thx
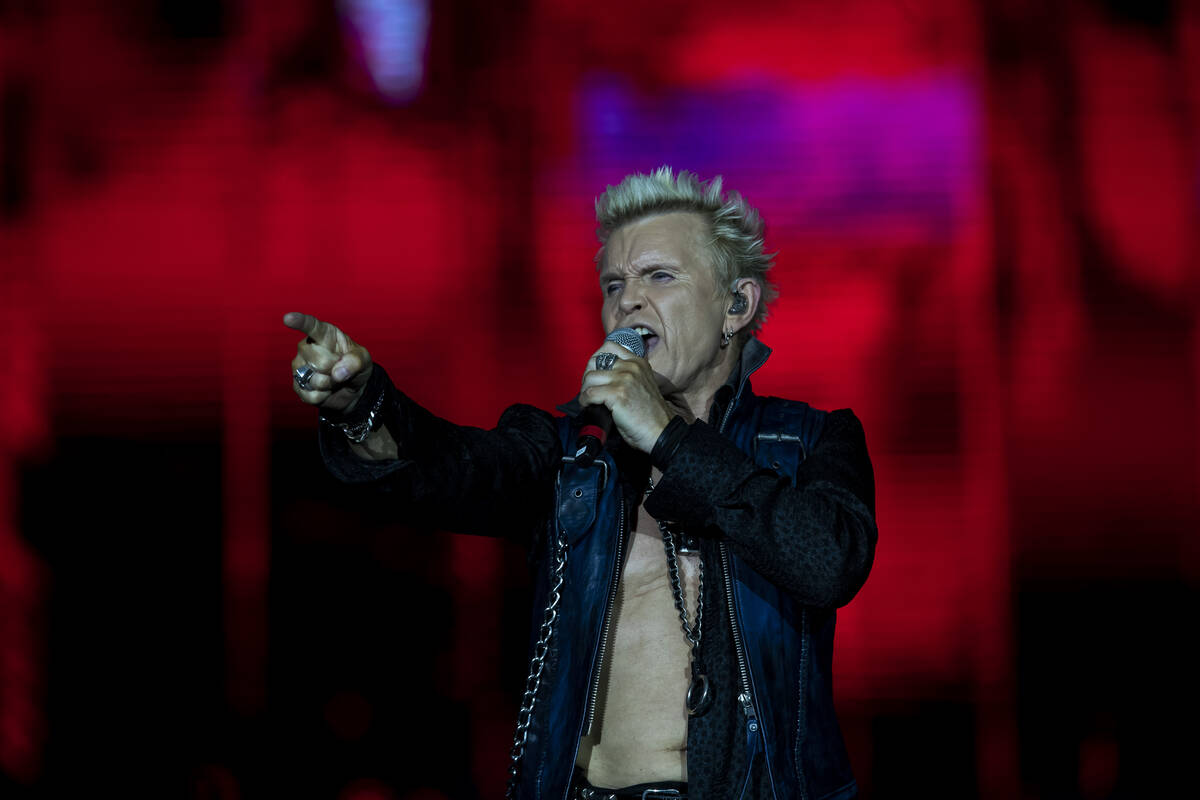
[726,278,762,336]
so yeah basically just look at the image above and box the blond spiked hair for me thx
[594,166,777,337]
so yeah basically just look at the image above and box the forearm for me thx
[319,363,562,536]
[644,410,877,608]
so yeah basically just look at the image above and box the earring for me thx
[721,329,733,347]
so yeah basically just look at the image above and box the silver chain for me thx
[660,518,703,651]
[319,388,386,443]
[505,519,570,799]
[647,476,703,653]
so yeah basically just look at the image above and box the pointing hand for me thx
[283,312,374,413]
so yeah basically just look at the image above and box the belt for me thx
[570,788,686,800]
[569,772,687,800]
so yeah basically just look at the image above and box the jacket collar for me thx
[557,336,773,423]
[711,335,771,428]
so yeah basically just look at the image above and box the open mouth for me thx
[632,325,660,354]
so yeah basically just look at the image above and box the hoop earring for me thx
[721,329,733,347]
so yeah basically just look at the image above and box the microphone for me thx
[574,327,646,466]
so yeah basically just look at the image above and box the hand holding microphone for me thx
[576,327,674,464]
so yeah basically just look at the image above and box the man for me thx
[285,167,877,799]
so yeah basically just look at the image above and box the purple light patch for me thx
[576,74,980,238]
[339,0,430,105]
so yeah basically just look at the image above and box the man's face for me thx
[599,212,730,398]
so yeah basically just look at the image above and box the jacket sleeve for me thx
[318,363,563,539]
[642,408,877,609]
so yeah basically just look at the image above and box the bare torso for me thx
[575,469,701,787]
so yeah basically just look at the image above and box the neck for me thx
[678,343,740,423]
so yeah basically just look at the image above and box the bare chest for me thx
[621,504,701,621]
[575,500,702,785]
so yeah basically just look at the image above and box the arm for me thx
[320,363,563,539]
[643,409,877,609]
[283,311,562,538]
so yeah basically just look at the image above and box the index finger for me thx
[283,312,334,346]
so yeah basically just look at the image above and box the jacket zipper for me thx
[720,540,757,728]
[582,494,626,736]
[718,377,759,729]
[717,369,777,800]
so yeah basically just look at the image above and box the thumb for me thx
[332,349,370,383]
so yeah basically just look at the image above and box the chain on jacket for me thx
[506,515,571,798]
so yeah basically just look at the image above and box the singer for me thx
[284,167,877,800]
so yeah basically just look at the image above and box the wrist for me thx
[320,365,388,442]
[651,415,690,469]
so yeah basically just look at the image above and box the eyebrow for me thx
[597,263,676,285]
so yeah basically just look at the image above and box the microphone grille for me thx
[606,327,646,357]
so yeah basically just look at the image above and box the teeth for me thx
[633,326,653,336]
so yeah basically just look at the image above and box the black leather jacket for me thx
[319,339,877,800]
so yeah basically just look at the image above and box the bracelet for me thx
[320,386,386,443]
[651,415,690,470]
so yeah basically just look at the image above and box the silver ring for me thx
[294,364,316,390]
[595,352,618,371]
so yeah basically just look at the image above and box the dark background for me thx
[2,0,1197,797]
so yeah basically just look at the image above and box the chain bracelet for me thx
[320,388,385,443]
[505,520,571,799]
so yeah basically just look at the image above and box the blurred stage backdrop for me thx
[2,0,1198,797]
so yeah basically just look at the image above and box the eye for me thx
[604,281,622,296]
[651,270,673,282]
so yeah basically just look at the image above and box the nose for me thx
[617,282,644,314]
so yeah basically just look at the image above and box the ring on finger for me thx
[294,364,317,390]
[595,352,618,371]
